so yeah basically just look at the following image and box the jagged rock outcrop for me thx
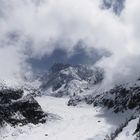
[0,89,23,104]
[0,88,47,127]
[67,94,94,106]
[93,84,140,113]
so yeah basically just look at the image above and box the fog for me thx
[0,0,140,86]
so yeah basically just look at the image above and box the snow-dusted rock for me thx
[0,88,47,127]
[93,83,140,113]
[40,63,104,97]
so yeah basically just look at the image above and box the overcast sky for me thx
[0,0,140,86]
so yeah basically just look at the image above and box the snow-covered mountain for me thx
[37,63,140,140]
[68,78,140,139]
[0,64,140,140]
[1,0,140,139]
[39,63,104,97]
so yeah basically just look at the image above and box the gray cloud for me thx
[0,0,140,87]
[28,41,110,73]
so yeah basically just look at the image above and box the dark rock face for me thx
[0,89,23,104]
[67,95,94,106]
[93,85,140,113]
[0,88,47,126]
[67,96,83,106]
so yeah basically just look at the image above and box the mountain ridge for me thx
[39,63,104,97]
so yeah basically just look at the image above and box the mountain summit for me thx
[40,63,104,97]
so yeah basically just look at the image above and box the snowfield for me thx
[36,96,113,140]
[115,118,139,140]
[0,96,135,140]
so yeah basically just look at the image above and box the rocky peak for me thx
[40,63,104,97]
[49,63,71,74]
[0,88,47,127]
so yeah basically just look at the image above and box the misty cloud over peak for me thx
[0,0,140,87]
[28,41,110,73]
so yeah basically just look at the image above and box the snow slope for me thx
[36,96,113,140]
[36,96,138,140]
[116,118,139,140]
[1,96,119,140]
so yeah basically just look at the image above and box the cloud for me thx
[97,0,140,87]
[0,0,140,86]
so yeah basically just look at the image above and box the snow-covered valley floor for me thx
[36,96,113,140]
[0,96,131,140]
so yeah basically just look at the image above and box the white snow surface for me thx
[0,96,132,140]
[116,118,139,140]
